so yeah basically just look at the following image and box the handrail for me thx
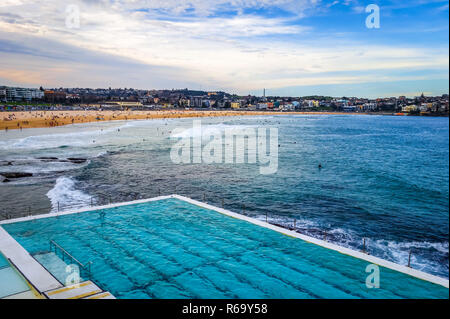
[49,240,92,278]
[0,192,422,271]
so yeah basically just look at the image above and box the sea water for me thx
[2,198,448,299]
[0,115,448,278]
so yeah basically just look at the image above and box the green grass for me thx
[1,101,53,107]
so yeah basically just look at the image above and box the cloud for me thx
[0,0,448,96]
[103,0,320,17]
[0,33,202,89]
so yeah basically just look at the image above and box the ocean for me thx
[0,114,448,278]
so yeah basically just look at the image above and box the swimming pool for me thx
[1,197,448,299]
[0,252,34,299]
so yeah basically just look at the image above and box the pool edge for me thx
[1,194,448,290]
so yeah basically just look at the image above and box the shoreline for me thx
[0,110,431,131]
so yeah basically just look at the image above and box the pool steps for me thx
[85,292,116,299]
[0,194,448,293]
[33,252,74,284]
[0,227,114,299]
[44,280,114,299]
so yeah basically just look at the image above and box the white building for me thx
[343,104,357,112]
[0,87,6,101]
[257,103,268,110]
[31,90,44,100]
[360,103,377,111]
[2,87,44,102]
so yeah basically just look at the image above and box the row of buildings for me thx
[0,86,44,102]
[0,86,67,103]
[1,86,448,114]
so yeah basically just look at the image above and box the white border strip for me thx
[0,195,174,225]
[173,195,449,289]
[1,194,448,289]
[0,227,62,293]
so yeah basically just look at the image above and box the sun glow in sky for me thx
[0,0,448,97]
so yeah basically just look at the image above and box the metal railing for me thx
[1,189,417,271]
[49,240,92,279]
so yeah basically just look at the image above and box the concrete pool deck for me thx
[0,227,63,294]
[0,194,448,295]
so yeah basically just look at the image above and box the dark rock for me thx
[0,161,13,166]
[67,158,87,164]
[2,178,11,183]
[37,157,59,162]
[0,172,33,179]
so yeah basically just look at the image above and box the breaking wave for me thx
[46,176,92,213]
[172,124,259,139]
[257,214,449,278]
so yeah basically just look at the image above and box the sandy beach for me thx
[0,110,369,130]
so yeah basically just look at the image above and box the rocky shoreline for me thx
[0,157,88,183]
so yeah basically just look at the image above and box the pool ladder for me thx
[49,240,92,279]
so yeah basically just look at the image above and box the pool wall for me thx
[0,227,62,294]
[0,194,448,290]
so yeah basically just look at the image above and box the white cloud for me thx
[0,0,448,94]
[105,0,319,17]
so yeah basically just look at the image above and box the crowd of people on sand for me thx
[0,109,274,131]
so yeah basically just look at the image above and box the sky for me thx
[0,0,448,98]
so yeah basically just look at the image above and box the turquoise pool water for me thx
[1,116,448,278]
[2,198,448,299]
[0,253,31,298]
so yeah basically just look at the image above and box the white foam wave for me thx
[172,124,258,139]
[256,214,448,278]
[369,239,449,276]
[0,125,124,150]
[319,228,448,277]
[0,156,92,177]
[46,177,92,213]
[95,151,108,158]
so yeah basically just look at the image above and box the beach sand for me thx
[0,110,365,130]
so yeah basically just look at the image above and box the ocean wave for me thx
[46,176,92,213]
[95,151,108,158]
[1,158,90,175]
[172,124,259,139]
[0,125,124,150]
[323,228,448,278]
[255,214,448,278]
[369,239,449,277]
